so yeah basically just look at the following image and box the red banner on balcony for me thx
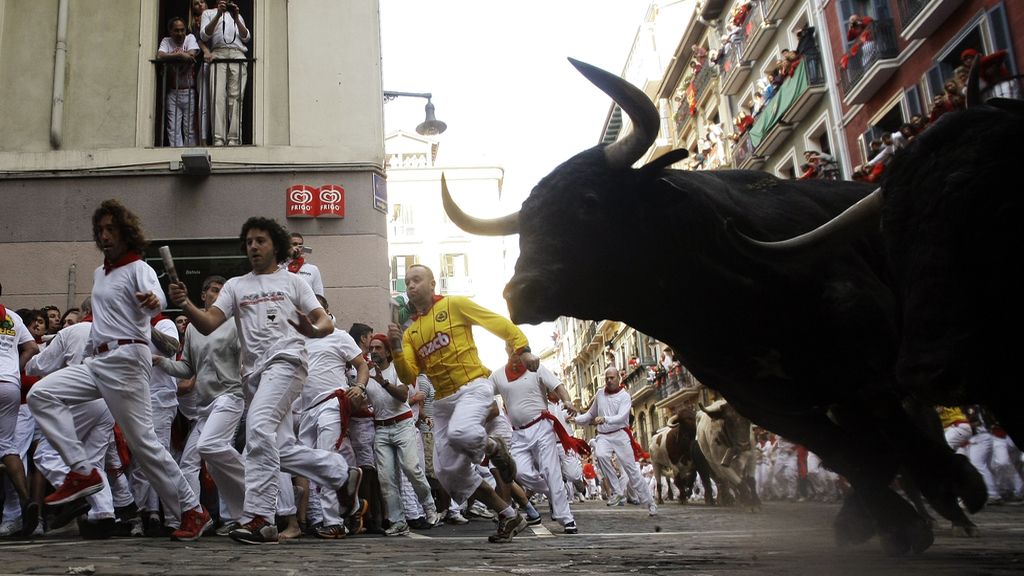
[318,184,345,219]
[286,185,319,218]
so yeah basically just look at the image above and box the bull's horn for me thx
[440,173,520,236]
[965,53,981,108]
[568,58,659,170]
[730,188,882,252]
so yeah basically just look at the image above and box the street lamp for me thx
[383,91,447,136]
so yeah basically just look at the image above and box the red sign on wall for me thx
[318,185,345,219]
[286,185,319,218]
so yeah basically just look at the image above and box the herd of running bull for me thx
[442,57,1023,555]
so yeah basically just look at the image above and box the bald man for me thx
[574,366,656,516]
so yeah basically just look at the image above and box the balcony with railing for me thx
[719,42,753,96]
[623,361,657,403]
[731,129,764,170]
[897,0,966,40]
[747,56,826,157]
[673,94,695,141]
[693,65,716,107]
[654,364,698,402]
[153,57,255,147]
[741,2,779,64]
[779,53,827,124]
[839,18,901,105]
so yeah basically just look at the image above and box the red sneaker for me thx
[171,506,212,542]
[45,469,104,506]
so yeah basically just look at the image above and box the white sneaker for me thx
[648,503,658,517]
[467,502,495,519]
[384,521,410,536]
[0,517,21,537]
[445,510,469,525]
[424,505,440,527]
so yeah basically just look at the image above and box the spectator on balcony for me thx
[157,17,200,148]
[201,1,250,147]
[847,14,875,62]
[961,48,1018,99]
[780,49,801,79]
[731,0,753,27]
[188,0,214,145]
[802,150,837,180]
[795,25,817,57]
[734,110,754,136]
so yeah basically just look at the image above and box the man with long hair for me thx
[170,216,362,544]
[28,199,211,541]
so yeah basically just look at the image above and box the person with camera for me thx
[285,232,324,297]
[200,1,250,146]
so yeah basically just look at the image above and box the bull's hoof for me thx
[951,520,980,538]
[879,517,934,556]
[951,455,987,514]
[834,498,875,547]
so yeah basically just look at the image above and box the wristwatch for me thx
[517,345,532,355]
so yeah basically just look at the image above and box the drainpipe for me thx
[50,0,69,149]
[66,263,76,312]
[812,1,853,176]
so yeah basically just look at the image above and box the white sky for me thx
[380,0,649,207]
[380,1,649,365]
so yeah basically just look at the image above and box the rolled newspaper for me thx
[158,246,179,284]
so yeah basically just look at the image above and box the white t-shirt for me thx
[489,364,560,429]
[303,329,362,409]
[213,267,319,377]
[148,318,180,410]
[158,34,200,87]
[88,259,165,353]
[0,308,32,385]
[574,387,633,434]
[364,363,412,421]
[285,261,324,297]
[26,321,92,376]
[199,9,249,51]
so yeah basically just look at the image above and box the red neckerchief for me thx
[80,314,93,322]
[504,360,527,382]
[411,295,444,320]
[539,411,591,456]
[150,313,167,327]
[605,386,623,395]
[287,257,304,274]
[34,335,44,345]
[103,251,142,275]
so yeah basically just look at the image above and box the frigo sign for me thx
[286,185,346,219]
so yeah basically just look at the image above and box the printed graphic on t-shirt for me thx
[417,332,451,359]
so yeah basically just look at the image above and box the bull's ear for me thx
[638,149,689,180]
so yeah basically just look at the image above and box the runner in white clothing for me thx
[0,301,40,537]
[489,351,579,534]
[170,216,362,545]
[574,366,657,516]
[27,199,210,541]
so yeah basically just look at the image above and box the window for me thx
[390,255,418,293]
[144,239,250,314]
[439,253,471,294]
[155,0,255,147]
[390,203,416,237]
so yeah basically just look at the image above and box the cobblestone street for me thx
[1,500,1022,575]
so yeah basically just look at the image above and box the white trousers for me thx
[27,345,199,521]
[34,399,116,520]
[375,418,435,524]
[165,88,196,147]
[242,358,348,521]
[0,382,21,456]
[593,429,653,506]
[431,379,493,503]
[210,47,247,145]
[400,428,427,519]
[131,403,177,519]
[179,394,245,523]
[511,421,573,523]
[2,405,35,520]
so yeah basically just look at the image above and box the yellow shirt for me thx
[393,295,528,400]
[938,406,968,428]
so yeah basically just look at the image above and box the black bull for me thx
[442,58,986,554]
